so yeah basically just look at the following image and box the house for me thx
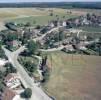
[68,28,82,34]
[76,42,87,50]
[2,88,17,100]
[4,73,21,89]
[82,17,89,25]
[62,21,67,27]
[0,59,8,66]
[48,21,57,28]
[74,19,79,26]
[0,59,8,72]
[63,45,75,53]
[12,40,21,48]
[49,22,55,28]
[79,35,87,41]
[6,40,21,49]
[99,23,101,27]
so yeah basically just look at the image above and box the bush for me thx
[20,88,32,98]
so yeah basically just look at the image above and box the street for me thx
[2,46,52,100]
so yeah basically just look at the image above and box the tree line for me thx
[0,2,101,9]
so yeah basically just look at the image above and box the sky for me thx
[0,0,101,3]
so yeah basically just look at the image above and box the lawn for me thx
[78,26,101,32]
[43,51,101,100]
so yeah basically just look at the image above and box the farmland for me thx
[43,51,101,100]
[5,8,79,26]
[0,8,101,27]
[0,7,101,100]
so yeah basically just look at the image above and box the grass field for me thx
[9,14,77,27]
[0,8,100,28]
[43,51,101,100]
[7,8,78,26]
[78,26,101,32]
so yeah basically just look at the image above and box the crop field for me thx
[43,51,101,100]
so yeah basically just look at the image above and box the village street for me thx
[2,46,52,100]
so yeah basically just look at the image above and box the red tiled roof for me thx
[4,73,18,83]
[2,88,17,100]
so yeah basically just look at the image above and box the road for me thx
[2,46,52,100]
[33,26,62,42]
[39,45,65,52]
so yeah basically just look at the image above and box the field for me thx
[0,8,100,27]
[5,8,79,26]
[43,51,101,100]
[76,26,101,33]
[0,8,100,31]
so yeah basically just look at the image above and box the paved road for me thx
[2,46,52,100]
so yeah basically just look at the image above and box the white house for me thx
[0,59,8,66]
[4,73,21,89]
[82,18,89,25]
[48,22,55,28]
[62,21,67,27]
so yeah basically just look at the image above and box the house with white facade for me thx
[62,21,67,27]
[4,73,21,89]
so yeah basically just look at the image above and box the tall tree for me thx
[27,40,39,55]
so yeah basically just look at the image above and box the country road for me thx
[33,26,63,42]
[39,45,65,52]
[2,46,52,100]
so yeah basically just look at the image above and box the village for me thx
[0,12,101,100]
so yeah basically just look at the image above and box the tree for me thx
[40,27,48,34]
[86,13,91,20]
[3,32,18,42]
[58,29,64,41]
[0,71,5,92]
[24,60,36,73]
[27,40,39,55]
[25,22,31,27]
[20,88,32,98]
[35,25,41,29]
[0,81,4,92]
[4,63,17,76]
[49,12,53,16]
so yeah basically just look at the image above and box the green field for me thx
[0,8,94,27]
[78,26,101,32]
[0,8,100,28]
[9,14,77,27]
[43,51,101,100]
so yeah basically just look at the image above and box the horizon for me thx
[0,0,101,3]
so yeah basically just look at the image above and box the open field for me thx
[43,51,101,100]
[76,26,101,33]
[6,8,78,26]
[0,8,100,27]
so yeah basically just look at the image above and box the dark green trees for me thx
[21,88,32,98]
